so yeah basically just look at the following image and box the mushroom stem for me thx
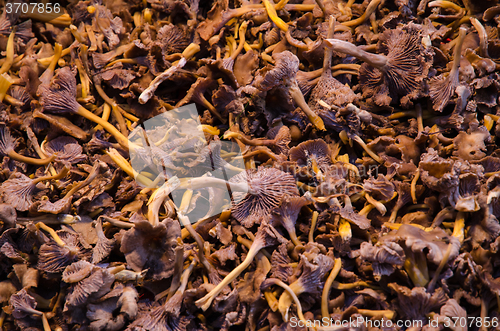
[263,0,289,32]
[0,311,5,329]
[139,43,200,104]
[365,193,386,215]
[331,280,377,290]
[37,48,71,67]
[0,28,16,75]
[411,169,420,204]
[358,309,395,319]
[7,149,56,166]
[452,211,465,243]
[351,135,383,163]
[105,148,154,187]
[75,105,130,149]
[325,39,387,69]
[309,211,319,243]
[415,104,424,135]
[36,222,66,248]
[470,17,489,58]
[32,166,69,185]
[100,216,135,229]
[0,73,13,102]
[95,103,111,131]
[449,27,467,80]
[94,82,129,135]
[224,132,274,146]
[428,0,463,12]
[179,176,249,194]
[264,290,279,311]
[265,278,306,323]
[196,234,268,311]
[231,22,248,61]
[404,250,429,287]
[40,43,63,85]
[289,82,326,131]
[341,0,381,28]
[321,258,341,319]
[42,313,51,331]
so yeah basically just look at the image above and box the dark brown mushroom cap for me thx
[419,148,459,193]
[37,231,91,273]
[62,260,94,283]
[45,136,86,164]
[0,125,19,155]
[86,299,127,331]
[387,283,448,321]
[330,196,370,230]
[65,267,115,308]
[38,66,80,114]
[0,203,16,230]
[289,139,332,170]
[453,126,490,161]
[270,243,292,282]
[358,241,405,279]
[295,254,334,294]
[120,218,181,280]
[383,224,460,266]
[229,167,299,227]
[9,288,41,319]
[360,23,432,107]
[255,51,299,92]
[12,264,38,289]
[363,174,395,201]
[156,23,190,55]
[92,220,116,264]
[0,173,38,212]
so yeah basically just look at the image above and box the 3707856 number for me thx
[5,2,61,14]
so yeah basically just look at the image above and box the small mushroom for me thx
[271,195,310,246]
[0,125,56,165]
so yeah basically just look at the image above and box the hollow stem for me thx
[263,0,289,32]
[40,43,63,85]
[0,73,13,102]
[0,28,16,75]
[231,22,248,61]
[100,216,135,229]
[325,39,387,69]
[283,4,315,11]
[105,148,154,187]
[449,27,467,80]
[179,176,249,194]
[224,131,274,146]
[264,290,279,311]
[37,47,71,67]
[365,193,386,215]
[95,103,111,131]
[196,236,267,310]
[428,0,464,12]
[341,0,381,28]
[452,211,465,243]
[321,258,341,319]
[331,280,375,290]
[36,222,66,247]
[32,167,69,185]
[94,83,129,135]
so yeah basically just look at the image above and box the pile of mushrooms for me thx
[2,0,500,330]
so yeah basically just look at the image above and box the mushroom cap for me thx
[271,195,309,233]
[0,125,18,156]
[361,23,431,107]
[255,51,299,92]
[63,260,95,283]
[230,167,299,227]
[289,139,332,169]
[453,126,490,161]
[45,136,86,164]
[9,288,40,319]
[0,173,37,212]
[0,203,16,230]
[38,66,80,114]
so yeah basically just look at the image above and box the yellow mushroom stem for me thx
[321,258,341,319]
[275,0,289,10]
[75,57,90,99]
[37,47,71,67]
[230,22,247,60]
[352,135,383,163]
[94,83,129,135]
[0,73,13,102]
[0,28,16,75]
[452,211,465,243]
[283,4,316,11]
[263,0,289,32]
[338,219,352,240]
[365,193,387,215]
[105,148,154,187]
[404,250,429,287]
[265,278,306,323]
[309,211,319,243]
[484,115,495,132]
[6,148,57,166]
[341,0,381,28]
[36,222,67,248]
[411,169,420,204]
[264,290,279,311]
[428,0,464,12]
[384,222,433,232]
[358,309,395,319]
[95,103,112,131]
[331,280,376,290]
[70,24,87,43]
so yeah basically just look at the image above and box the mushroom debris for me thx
[2,0,500,330]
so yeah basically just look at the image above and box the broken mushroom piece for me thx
[196,222,286,311]
[429,26,467,112]
[254,51,326,130]
[0,126,56,165]
[326,23,432,107]
[230,167,299,227]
